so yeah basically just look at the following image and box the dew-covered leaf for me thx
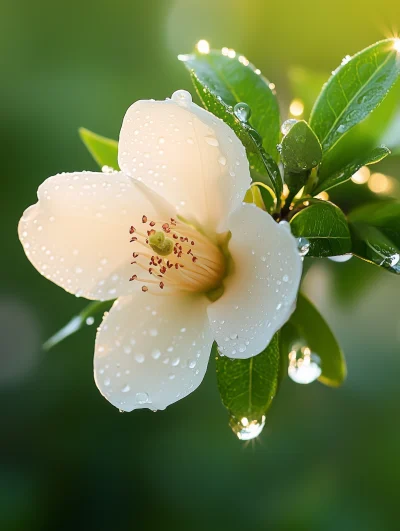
[183,61,283,199]
[281,120,322,173]
[181,48,280,160]
[43,300,113,350]
[290,200,352,257]
[79,128,119,170]
[282,293,346,387]
[349,201,400,274]
[310,39,400,157]
[215,333,281,438]
[313,146,390,194]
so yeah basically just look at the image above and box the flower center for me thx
[128,215,226,294]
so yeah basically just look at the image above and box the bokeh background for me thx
[1,0,400,529]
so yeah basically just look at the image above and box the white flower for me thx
[18,90,302,412]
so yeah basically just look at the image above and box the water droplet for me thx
[86,316,95,326]
[233,102,251,122]
[205,135,219,147]
[188,359,197,369]
[230,415,266,440]
[104,378,110,387]
[288,347,322,384]
[151,349,161,360]
[171,90,192,107]
[297,237,310,257]
[281,119,297,136]
[135,392,150,404]
[121,384,130,393]
[218,156,227,166]
[135,354,145,363]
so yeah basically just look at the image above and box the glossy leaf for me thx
[188,71,283,199]
[79,128,119,169]
[282,293,346,387]
[349,201,400,273]
[310,39,400,156]
[181,49,280,160]
[281,120,322,173]
[313,146,390,194]
[215,333,281,429]
[43,300,113,350]
[252,182,277,213]
[290,200,352,257]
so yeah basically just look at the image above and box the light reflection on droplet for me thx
[288,346,322,384]
[231,415,266,441]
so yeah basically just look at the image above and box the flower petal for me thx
[19,171,174,300]
[207,204,302,359]
[118,91,251,234]
[94,292,213,411]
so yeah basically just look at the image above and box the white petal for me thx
[207,204,302,359]
[118,92,251,234]
[94,292,213,411]
[18,171,173,300]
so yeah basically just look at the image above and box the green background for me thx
[1,1,400,529]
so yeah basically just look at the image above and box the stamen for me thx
[128,214,225,294]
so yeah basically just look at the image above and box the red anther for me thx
[142,215,147,223]
[129,226,135,234]
[142,286,148,292]
[148,268,153,275]
[192,256,197,263]
[131,261,137,264]
[187,249,192,255]
[132,252,139,258]
[158,258,162,264]
[149,221,155,227]
[148,229,156,236]
[159,282,164,289]
[173,234,178,239]
[175,263,179,269]
[191,241,195,246]
[160,266,166,274]
[130,237,137,242]
[129,274,137,281]
[170,218,176,226]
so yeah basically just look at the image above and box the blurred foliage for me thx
[1,1,400,530]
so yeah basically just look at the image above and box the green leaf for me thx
[188,71,282,199]
[252,182,277,213]
[79,128,119,170]
[348,201,400,273]
[290,200,352,257]
[43,300,113,351]
[313,146,390,194]
[282,293,346,387]
[310,39,400,157]
[215,333,281,437]
[350,223,400,274]
[281,120,322,173]
[180,49,280,161]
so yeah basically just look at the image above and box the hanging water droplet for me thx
[233,102,251,122]
[288,347,322,384]
[297,237,310,257]
[281,119,297,136]
[230,415,266,440]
